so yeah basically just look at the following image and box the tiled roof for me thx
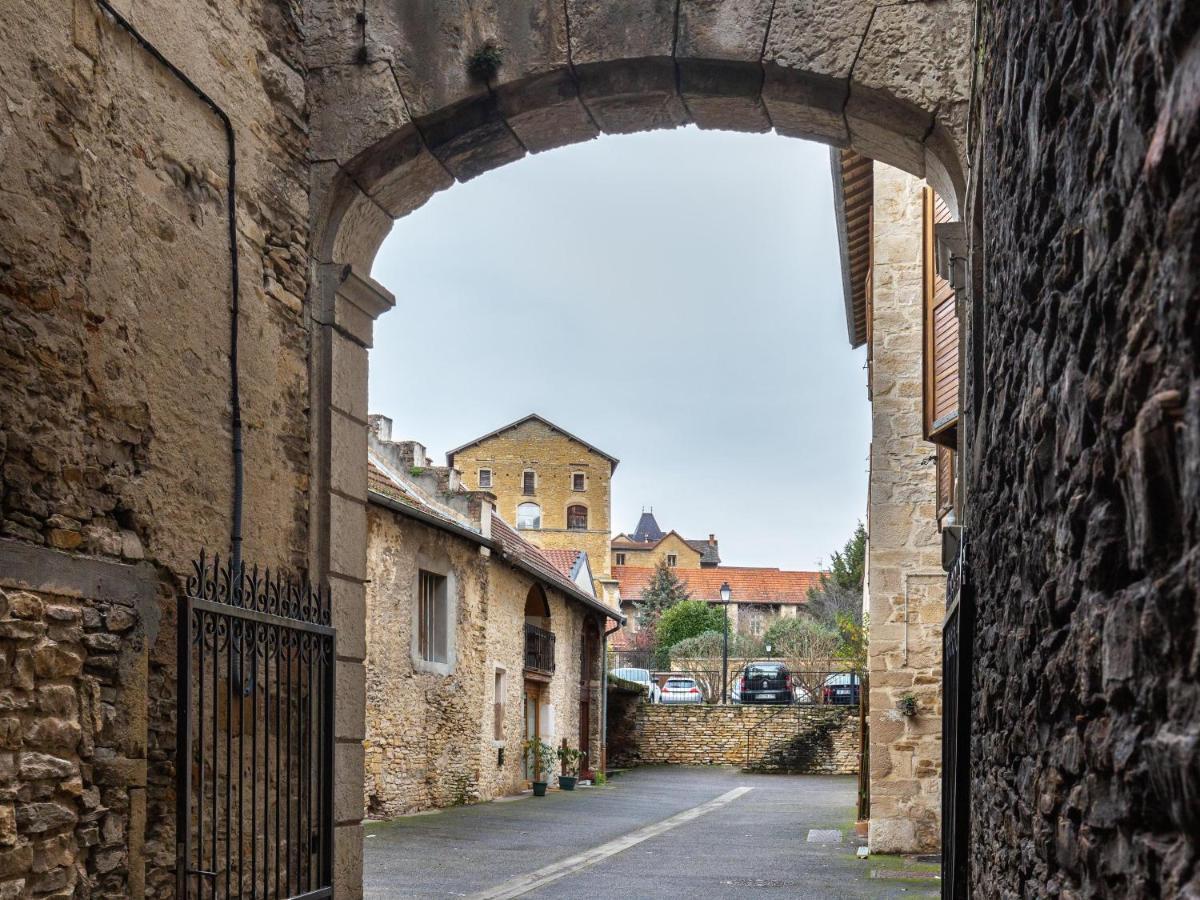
[832,148,873,349]
[685,539,721,566]
[631,511,664,543]
[539,548,583,580]
[612,565,823,605]
[367,456,479,533]
[489,517,607,609]
[446,413,619,473]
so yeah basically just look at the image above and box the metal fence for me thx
[524,623,555,674]
[177,551,335,900]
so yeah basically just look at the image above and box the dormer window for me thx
[478,469,492,489]
[522,470,536,495]
[572,472,586,491]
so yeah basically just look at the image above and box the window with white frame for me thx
[666,553,677,567]
[517,502,541,530]
[615,552,626,566]
[572,472,586,491]
[522,470,536,495]
[417,570,448,664]
[478,468,492,489]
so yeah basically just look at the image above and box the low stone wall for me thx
[610,703,859,774]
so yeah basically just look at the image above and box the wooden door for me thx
[523,681,542,781]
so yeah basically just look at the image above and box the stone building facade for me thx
[835,161,947,854]
[448,415,617,584]
[364,436,619,817]
[611,510,721,569]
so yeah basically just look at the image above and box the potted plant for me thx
[557,745,582,791]
[896,692,919,717]
[523,738,557,796]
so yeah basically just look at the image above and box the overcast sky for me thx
[368,127,869,572]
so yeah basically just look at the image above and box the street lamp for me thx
[720,581,731,704]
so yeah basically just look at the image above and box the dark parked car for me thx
[822,673,862,705]
[735,662,794,705]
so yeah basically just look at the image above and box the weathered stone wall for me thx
[1,1,311,893]
[610,704,858,774]
[0,543,161,898]
[966,1,1200,895]
[451,419,614,578]
[364,505,599,817]
[865,163,944,854]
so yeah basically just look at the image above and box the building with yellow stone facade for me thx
[611,510,720,570]
[448,415,618,588]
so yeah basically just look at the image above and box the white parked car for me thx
[610,667,661,703]
[659,676,704,705]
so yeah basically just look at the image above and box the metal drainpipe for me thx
[93,0,244,574]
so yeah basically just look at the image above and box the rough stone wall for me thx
[0,547,161,898]
[865,163,945,854]
[966,2,1200,896]
[452,419,614,578]
[610,704,858,774]
[0,2,311,893]
[363,505,594,817]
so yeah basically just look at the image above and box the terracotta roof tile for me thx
[538,548,583,580]
[612,565,823,605]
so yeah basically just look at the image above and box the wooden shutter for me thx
[923,188,959,447]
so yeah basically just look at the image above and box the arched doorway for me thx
[305,7,971,895]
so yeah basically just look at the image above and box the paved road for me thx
[364,767,939,899]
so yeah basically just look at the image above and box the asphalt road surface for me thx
[363,767,939,899]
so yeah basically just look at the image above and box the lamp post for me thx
[720,581,731,704]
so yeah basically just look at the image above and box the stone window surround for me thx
[522,469,537,495]
[517,502,542,530]
[478,468,492,489]
[615,552,626,566]
[565,500,589,531]
[571,472,586,491]
[410,550,457,676]
[490,664,508,748]
[666,553,677,567]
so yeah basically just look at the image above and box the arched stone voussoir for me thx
[678,58,772,134]
[415,92,527,183]
[343,125,454,221]
[574,58,691,135]
[311,160,393,272]
[494,69,599,154]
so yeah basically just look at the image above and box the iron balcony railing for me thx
[524,624,556,674]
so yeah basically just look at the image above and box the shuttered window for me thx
[478,469,492,488]
[923,187,959,447]
[522,470,536,495]
[567,505,588,530]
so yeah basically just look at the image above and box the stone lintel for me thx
[0,539,158,609]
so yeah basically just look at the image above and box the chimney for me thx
[368,414,392,442]
[480,500,493,540]
[708,534,716,546]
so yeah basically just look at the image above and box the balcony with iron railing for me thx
[524,624,555,675]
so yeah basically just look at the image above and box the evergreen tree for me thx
[634,558,691,635]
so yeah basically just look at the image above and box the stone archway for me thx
[303,3,973,893]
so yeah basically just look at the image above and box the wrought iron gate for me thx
[942,534,973,899]
[177,551,336,899]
